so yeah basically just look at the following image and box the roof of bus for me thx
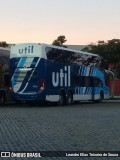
[11,43,100,58]
[41,43,100,58]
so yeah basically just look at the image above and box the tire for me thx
[15,100,21,104]
[58,92,66,105]
[0,92,5,105]
[67,92,73,105]
[94,92,103,103]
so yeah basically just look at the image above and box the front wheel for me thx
[94,92,104,103]
[58,93,66,105]
[67,92,73,105]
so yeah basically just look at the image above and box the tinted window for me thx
[72,76,103,87]
[46,47,101,67]
[93,77,103,87]
[72,76,91,87]
[46,47,76,64]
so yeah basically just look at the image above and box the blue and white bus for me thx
[10,43,110,104]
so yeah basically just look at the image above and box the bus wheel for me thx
[15,100,21,104]
[67,92,73,105]
[59,92,66,105]
[0,92,5,105]
[95,92,104,103]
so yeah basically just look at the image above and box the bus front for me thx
[10,43,46,102]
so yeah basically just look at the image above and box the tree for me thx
[52,35,67,47]
[82,39,120,97]
[0,41,8,47]
[82,39,120,75]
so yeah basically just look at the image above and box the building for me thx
[66,45,87,51]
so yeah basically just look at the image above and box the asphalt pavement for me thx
[0,102,120,160]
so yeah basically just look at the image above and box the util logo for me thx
[52,66,71,87]
[19,46,34,54]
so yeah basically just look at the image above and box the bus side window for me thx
[72,75,79,87]
[73,76,91,87]
[93,77,103,87]
[85,77,91,87]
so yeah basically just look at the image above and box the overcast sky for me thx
[0,0,120,44]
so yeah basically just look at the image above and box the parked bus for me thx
[10,43,110,104]
[0,47,11,105]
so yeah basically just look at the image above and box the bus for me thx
[10,43,110,104]
[0,47,11,105]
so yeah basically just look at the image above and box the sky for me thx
[0,0,120,45]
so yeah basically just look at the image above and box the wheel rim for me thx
[67,93,72,105]
[59,95,62,105]
[68,96,71,104]
[59,94,64,105]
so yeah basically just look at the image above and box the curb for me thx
[103,100,120,103]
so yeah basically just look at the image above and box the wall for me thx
[109,80,120,96]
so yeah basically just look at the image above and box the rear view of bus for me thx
[10,43,46,102]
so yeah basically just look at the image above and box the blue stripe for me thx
[13,70,20,81]
[18,57,27,68]
[84,67,87,76]
[83,67,85,76]
[90,87,92,94]
[78,66,81,76]
[81,67,83,76]
[30,57,39,68]
[82,67,84,76]
[13,57,27,81]
[79,87,81,95]
[81,87,83,95]
[86,87,89,94]
[92,68,94,76]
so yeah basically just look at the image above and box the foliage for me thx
[0,41,8,47]
[52,35,67,47]
[82,39,120,78]
[116,64,120,79]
